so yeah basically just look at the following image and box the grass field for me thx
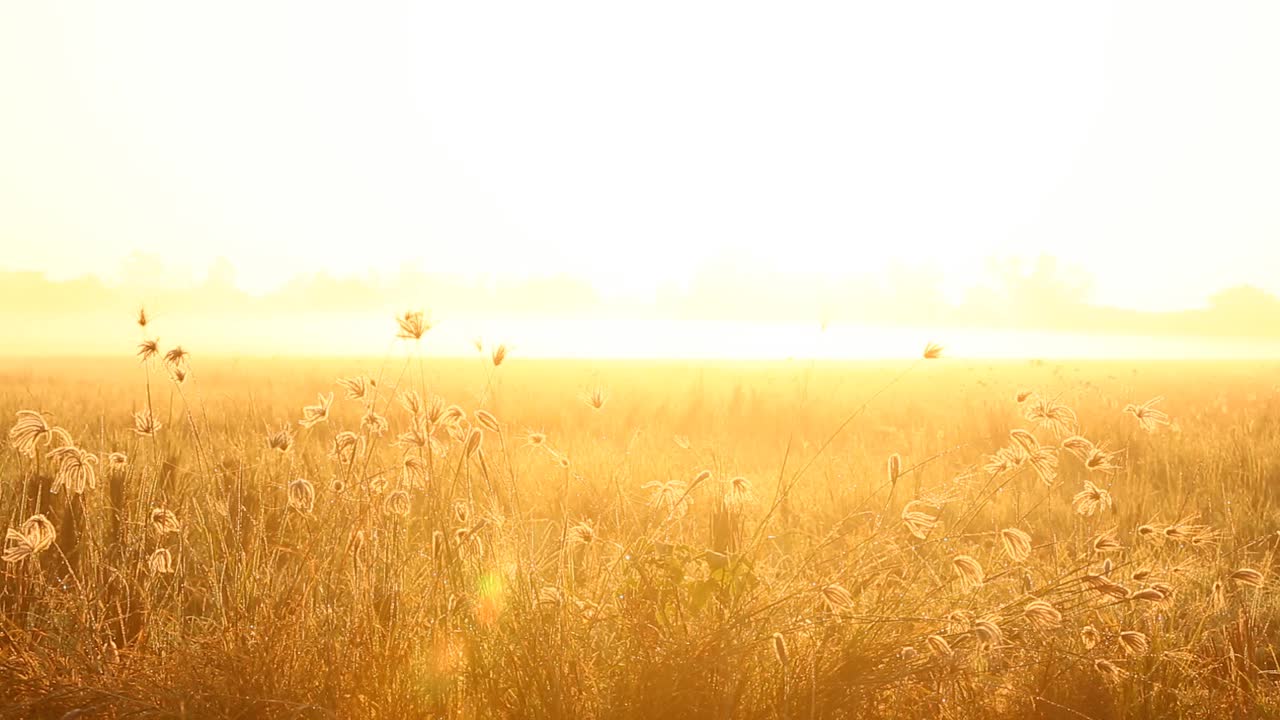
[3,336,1280,719]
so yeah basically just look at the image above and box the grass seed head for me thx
[148,548,174,574]
[772,633,789,665]
[288,478,316,514]
[150,508,180,536]
[396,310,431,340]
[1023,600,1062,629]
[1000,527,1033,563]
[299,392,333,428]
[1230,568,1265,588]
[952,555,985,592]
[1118,630,1149,655]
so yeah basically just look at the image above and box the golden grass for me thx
[1,336,1280,718]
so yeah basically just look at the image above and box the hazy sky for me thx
[2,2,1278,312]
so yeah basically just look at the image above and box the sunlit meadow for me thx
[6,3,1280,717]
[2,311,1279,719]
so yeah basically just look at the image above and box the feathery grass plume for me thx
[1023,600,1062,629]
[901,501,939,540]
[1164,516,1220,546]
[1026,445,1059,485]
[945,610,974,633]
[383,490,411,517]
[330,479,346,494]
[24,516,58,552]
[103,638,120,667]
[1083,573,1130,599]
[1083,445,1122,474]
[1091,530,1124,554]
[148,548,174,574]
[288,478,316,514]
[1081,626,1100,649]
[567,520,596,545]
[299,392,333,428]
[361,410,389,437]
[402,456,429,486]
[673,434,691,450]
[819,583,855,613]
[445,420,469,445]
[1095,659,1122,680]
[464,428,483,456]
[491,344,508,367]
[168,365,188,385]
[396,417,430,450]
[430,530,445,563]
[973,618,1003,649]
[266,423,295,453]
[1000,527,1033,563]
[163,346,190,372]
[48,446,98,495]
[1061,435,1094,461]
[1101,558,1114,576]
[132,409,162,437]
[555,454,571,469]
[330,431,362,464]
[452,501,472,525]
[474,410,500,434]
[1136,524,1163,542]
[349,529,369,563]
[926,634,953,657]
[887,453,902,484]
[442,404,466,425]
[106,451,128,475]
[984,446,1024,476]
[1150,581,1174,599]
[9,410,70,458]
[583,386,608,410]
[1118,630,1149,655]
[137,338,160,362]
[644,480,691,519]
[454,526,484,561]
[150,508,180,536]
[1009,429,1040,454]
[1128,587,1165,602]
[771,632,789,665]
[952,555,985,592]
[1025,398,1078,437]
[922,342,943,359]
[899,646,918,661]
[332,430,368,466]
[3,514,57,563]
[522,430,548,449]
[1230,568,1265,588]
[396,310,431,340]
[398,390,425,417]
[1124,396,1170,432]
[337,375,376,402]
[1211,581,1227,609]
[422,395,446,424]
[1015,389,1035,403]
[1072,480,1113,517]
[137,306,149,328]
[724,476,753,509]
